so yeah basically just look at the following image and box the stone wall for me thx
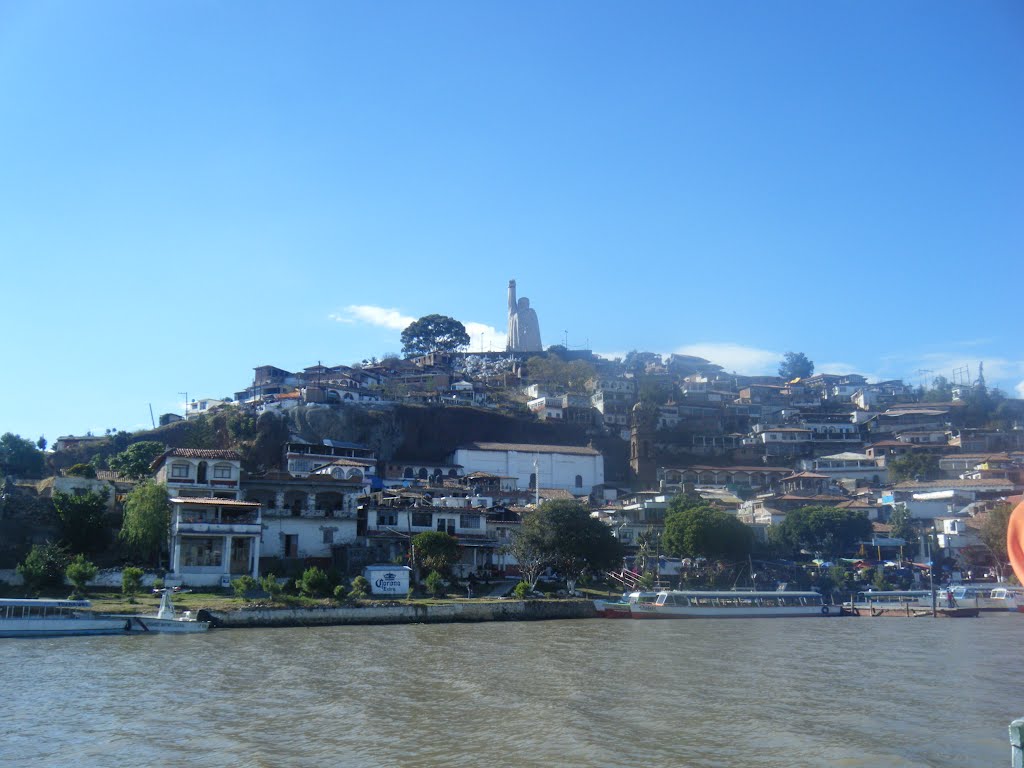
[201,599,596,628]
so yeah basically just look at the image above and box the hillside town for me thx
[3,287,1024,596]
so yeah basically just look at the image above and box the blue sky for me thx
[1,2,1022,444]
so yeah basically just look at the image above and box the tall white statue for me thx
[507,279,542,353]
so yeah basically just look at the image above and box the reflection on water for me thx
[1,615,1019,767]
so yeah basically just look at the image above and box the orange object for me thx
[1007,500,1024,585]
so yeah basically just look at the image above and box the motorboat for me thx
[113,589,210,633]
[593,591,658,618]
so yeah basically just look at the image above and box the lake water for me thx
[1,614,1020,767]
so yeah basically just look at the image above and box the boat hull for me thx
[0,617,132,638]
[118,615,211,633]
[630,605,836,619]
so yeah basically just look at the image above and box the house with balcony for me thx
[242,470,362,564]
[152,449,243,499]
[284,440,378,487]
[800,452,887,485]
[167,497,262,587]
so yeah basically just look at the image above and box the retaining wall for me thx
[201,599,597,628]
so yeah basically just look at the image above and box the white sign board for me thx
[364,565,411,596]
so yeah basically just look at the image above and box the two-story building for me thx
[450,442,604,496]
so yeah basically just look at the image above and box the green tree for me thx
[400,314,471,357]
[921,375,953,402]
[52,489,109,554]
[528,500,623,593]
[36,436,47,451]
[17,542,70,594]
[122,566,145,602]
[108,441,166,480]
[411,531,461,575]
[978,503,1013,582]
[349,575,370,599]
[0,432,45,477]
[770,505,873,559]
[120,482,171,566]
[65,554,98,598]
[504,524,551,590]
[64,463,97,478]
[888,453,940,483]
[424,570,445,597]
[662,499,753,561]
[298,566,332,598]
[231,574,258,599]
[778,351,814,381]
[261,573,284,602]
[887,506,917,552]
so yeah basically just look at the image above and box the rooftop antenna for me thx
[148,404,156,429]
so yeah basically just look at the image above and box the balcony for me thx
[174,513,261,536]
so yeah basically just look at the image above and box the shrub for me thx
[424,570,445,597]
[512,581,531,599]
[65,554,98,599]
[232,575,258,599]
[333,582,350,602]
[349,575,370,599]
[260,573,284,602]
[122,567,145,602]
[298,566,331,598]
[152,577,164,591]
[17,542,70,594]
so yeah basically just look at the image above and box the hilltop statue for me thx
[506,279,542,353]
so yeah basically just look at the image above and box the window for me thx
[459,514,481,529]
[575,474,583,488]
[377,512,397,527]
[284,534,298,558]
[213,463,233,479]
[323,528,335,544]
[171,463,190,478]
[181,537,222,567]
[411,512,433,528]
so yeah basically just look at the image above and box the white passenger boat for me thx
[949,585,1022,612]
[0,598,133,637]
[629,589,838,619]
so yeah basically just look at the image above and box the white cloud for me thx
[673,342,780,375]
[463,322,506,353]
[329,305,416,331]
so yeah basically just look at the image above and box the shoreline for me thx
[199,598,597,628]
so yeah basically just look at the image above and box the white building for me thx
[167,497,262,587]
[450,442,604,496]
[152,448,243,499]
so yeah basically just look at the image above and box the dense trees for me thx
[507,500,622,592]
[661,496,753,561]
[52,490,109,555]
[888,453,940,483]
[0,433,45,477]
[778,351,814,381]
[120,482,171,566]
[978,504,1013,582]
[17,543,70,594]
[400,314,471,357]
[411,531,461,575]
[524,355,595,394]
[108,441,166,480]
[770,505,872,559]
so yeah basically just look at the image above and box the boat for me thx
[112,589,210,633]
[0,598,134,637]
[593,591,658,618]
[842,590,980,618]
[628,589,839,619]
[949,585,1022,612]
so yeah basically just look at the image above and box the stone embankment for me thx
[200,599,597,628]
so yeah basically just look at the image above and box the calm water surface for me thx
[1,615,1021,767]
